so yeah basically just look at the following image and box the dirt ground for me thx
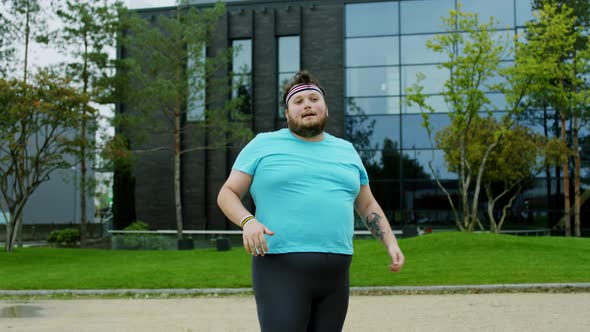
[1,293,589,332]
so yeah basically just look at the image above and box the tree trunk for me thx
[460,140,471,231]
[561,111,571,237]
[80,118,87,246]
[542,104,553,228]
[470,141,498,231]
[573,117,581,237]
[572,57,581,238]
[80,36,90,246]
[5,220,13,252]
[174,120,183,240]
[485,186,498,233]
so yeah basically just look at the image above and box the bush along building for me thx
[115,0,590,237]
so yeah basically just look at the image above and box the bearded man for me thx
[217,70,404,332]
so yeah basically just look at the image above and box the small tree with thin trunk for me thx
[406,6,512,231]
[0,71,91,252]
[517,3,590,236]
[54,0,122,245]
[116,1,252,242]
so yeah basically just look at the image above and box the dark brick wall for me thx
[124,1,345,230]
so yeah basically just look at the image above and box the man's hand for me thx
[242,219,274,256]
[387,243,405,272]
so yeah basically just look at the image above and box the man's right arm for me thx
[217,169,254,225]
[217,169,274,255]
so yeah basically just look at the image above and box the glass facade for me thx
[344,0,541,226]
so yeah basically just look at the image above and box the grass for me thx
[0,232,589,290]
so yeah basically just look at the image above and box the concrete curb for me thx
[1,283,589,297]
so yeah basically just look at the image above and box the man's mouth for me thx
[302,112,316,118]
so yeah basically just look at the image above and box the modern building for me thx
[117,0,585,232]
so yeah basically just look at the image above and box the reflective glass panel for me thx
[232,39,252,74]
[278,72,297,117]
[187,45,206,121]
[346,2,399,37]
[482,61,512,92]
[407,149,457,180]
[400,0,455,34]
[402,65,449,95]
[346,36,399,67]
[279,36,300,73]
[347,67,400,97]
[461,0,515,29]
[492,30,515,60]
[346,114,400,149]
[346,97,401,115]
[516,0,534,27]
[403,94,451,113]
[401,34,449,64]
[401,113,451,149]
[487,93,508,111]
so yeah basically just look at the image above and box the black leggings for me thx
[252,253,352,332]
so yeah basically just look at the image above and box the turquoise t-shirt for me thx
[232,128,369,255]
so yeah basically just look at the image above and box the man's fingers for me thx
[258,234,268,254]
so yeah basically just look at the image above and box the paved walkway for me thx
[2,293,589,331]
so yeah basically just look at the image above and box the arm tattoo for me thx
[366,212,384,240]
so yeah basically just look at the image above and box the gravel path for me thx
[1,293,589,331]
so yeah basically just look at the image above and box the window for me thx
[347,67,400,97]
[346,36,399,67]
[400,0,454,34]
[278,36,300,116]
[187,44,206,121]
[346,2,398,37]
[401,34,448,65]
[232,39,252,116]
[461,0,515,29]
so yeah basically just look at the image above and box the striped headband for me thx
[284,83,325,105]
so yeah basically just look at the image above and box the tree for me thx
[406,6,512,231]
[0,71,91,252]
[116,1,252,243]
[527,0,590,233]
[54,0,122,245]
[1,0,50,83]
[517,3,590,236]
[438,117,562,232]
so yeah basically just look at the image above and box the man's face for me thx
[285,89,328,138]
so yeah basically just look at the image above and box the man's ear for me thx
[284,109,289,122]
[326,107,329,117]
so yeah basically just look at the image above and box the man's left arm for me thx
[354,184,405,272]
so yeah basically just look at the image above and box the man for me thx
[217,70,404,332]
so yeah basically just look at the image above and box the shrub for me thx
[47,228,80,247]
[124,221,149,231]
[120,220,164,249]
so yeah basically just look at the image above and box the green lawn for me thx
[1,232,589,290]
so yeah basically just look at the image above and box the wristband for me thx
[240,215,255,228]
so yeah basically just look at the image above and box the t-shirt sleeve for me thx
[232,134,262,175]
[350,144,369,185]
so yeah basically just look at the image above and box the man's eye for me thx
[311,97,318,101]
[294,100,302,104]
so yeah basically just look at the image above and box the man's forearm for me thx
[361,203,398,247]
[217,186,252,227]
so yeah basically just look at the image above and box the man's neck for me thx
[289,130,325,142]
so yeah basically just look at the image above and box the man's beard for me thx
[287,113,328,138]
